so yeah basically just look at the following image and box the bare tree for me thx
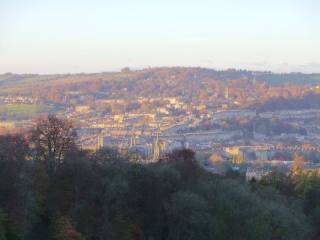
[31,115,76,171]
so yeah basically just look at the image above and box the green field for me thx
[0,104,60,118]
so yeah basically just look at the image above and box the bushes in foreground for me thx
[0,116,318,240]
[0,144,317,239]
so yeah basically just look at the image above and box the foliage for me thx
[50,216,85,240]
[0,116,319,239]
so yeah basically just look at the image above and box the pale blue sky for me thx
[1,0,319,73]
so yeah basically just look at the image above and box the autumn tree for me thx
[291,154,308,175]
[209,154,222,163]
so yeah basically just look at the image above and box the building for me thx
[75,105,90,113]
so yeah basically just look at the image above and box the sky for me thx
[0,0,319,74]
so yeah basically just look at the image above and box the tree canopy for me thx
[0,116,319,240]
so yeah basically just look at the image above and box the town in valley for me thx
[1,67,320,179]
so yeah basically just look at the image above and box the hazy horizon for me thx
[1,0,319,74]
[2,65,320,76]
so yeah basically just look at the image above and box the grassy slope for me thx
[0,104,60,118]
[0,72,124,94]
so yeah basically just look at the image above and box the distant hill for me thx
[0,67,319,98]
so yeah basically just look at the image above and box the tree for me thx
[164,149,200,185]
[209,154,222,163]
[94,147,128,164]
[167,191,215,240]
[291,154,307,175]
[50,216,85,240]
[121,67,131,73]
[0,209,7,240]
[259,171,294,196]
[31,115,76,172]
[0,134,29,162]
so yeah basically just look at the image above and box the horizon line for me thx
[1,66,320,76]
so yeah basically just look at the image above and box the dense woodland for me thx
[254,93,320,112]
[0,116,320,240]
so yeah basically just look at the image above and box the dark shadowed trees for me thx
[50,216,85,240]
[0,120,318,240]
[0,135,29,162]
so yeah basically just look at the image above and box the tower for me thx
[130,135,134,148]
[129,127,137,148]
[151,109,162,161]
[224,87,229,99]
[153,131,160,160]
[97,131,104,149]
